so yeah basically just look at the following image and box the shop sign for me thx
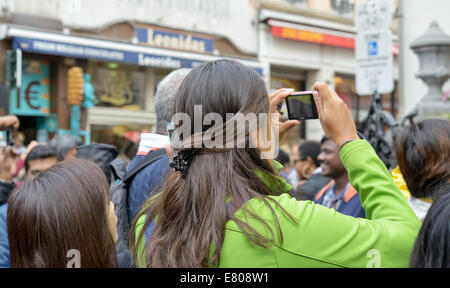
[13,37,203,69]
[13,37,262,75]
[135,27,214,54]
[271,26,355,49]
[9,57,50,116]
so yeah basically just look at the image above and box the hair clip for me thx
[169,149,200,179]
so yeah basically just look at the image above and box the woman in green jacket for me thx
[131,59,420,268]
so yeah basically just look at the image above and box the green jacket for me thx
[135,140,420,267]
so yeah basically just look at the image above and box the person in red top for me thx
[314,136,365,218]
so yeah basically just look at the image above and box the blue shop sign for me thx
[12,37,262,75]
[135,27,214,54]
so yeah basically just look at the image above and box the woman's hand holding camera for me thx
[312,82,359,148]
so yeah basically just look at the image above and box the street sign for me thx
[355,0,394,95]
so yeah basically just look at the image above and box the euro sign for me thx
[24,81,41,110]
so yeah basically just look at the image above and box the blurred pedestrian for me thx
[7,159,117,268]
[286,139,304,186]
[410,185,450,267]
[0,116,19,268]
[13,132,26,156]
[0,144,57,268]
[292,140,331,201]
[49,134,82,161]
[131,60,419,268]
[276,149,293,184]
[313,136,365,218]
[393,119,450,220]
[76,143,118,186]
[126,68,191,224]
[24,145,57,180]
[0,146,17,205]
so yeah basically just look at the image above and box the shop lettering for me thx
[146,29,207,53]
[280,28,323,43]
[138,53,182,69]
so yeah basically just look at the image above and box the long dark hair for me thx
[394,119,450,199]
[410,185,450,267]
[131,59,295,267]
[7,159,117,268]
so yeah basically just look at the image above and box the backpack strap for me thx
[123,149,167,183]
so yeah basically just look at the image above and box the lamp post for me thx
[410,21,450,116]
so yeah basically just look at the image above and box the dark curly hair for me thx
[394,119,450,199]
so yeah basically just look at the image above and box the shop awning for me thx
[268,19,355,49]
[265,18,399,56]
[5,25,264,75]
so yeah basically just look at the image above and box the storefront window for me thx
[153,67,174,95]
[88,62,146,110]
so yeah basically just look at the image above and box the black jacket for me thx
[0,181,14,205]
[293,173,331,201]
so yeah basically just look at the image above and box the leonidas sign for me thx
[136,27,214,54]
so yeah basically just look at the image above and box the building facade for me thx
[0,0,262,154]
[258,0,399,144]
[0,0,402,153]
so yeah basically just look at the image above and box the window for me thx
[330,0,354,15]
[88,62,146,110]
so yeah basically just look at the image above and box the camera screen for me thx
[286,93,318,120]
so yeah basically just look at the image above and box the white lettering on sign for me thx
[138,53,182,69]
[31,40,125,61]
[146,29,207,53]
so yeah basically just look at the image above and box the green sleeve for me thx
[133,215,147,268]
[340,140,419,224]
[226,140,420,267]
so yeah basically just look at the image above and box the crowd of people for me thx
[0,59,449,268]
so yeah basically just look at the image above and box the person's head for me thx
[76,143,118,186]
[49,134,82,161]
[154,68,191,134]
[394,119,450,199]
[291,139,305,161]
[276,149,290,172]
[7,159,117,268]
[14,132,25,147]
[24,145,57,180]
[295,140,321,180]
[317,136,347,180]
[133,59,293,267]
[410,185,450,268]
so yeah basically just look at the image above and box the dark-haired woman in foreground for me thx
[410,186,450,268]
[132,59,420,268]
[394,119,450,220]
[7,159,118,268]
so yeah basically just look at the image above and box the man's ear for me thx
[305,156,316,170]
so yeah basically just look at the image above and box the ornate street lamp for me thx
[410,21,450,116]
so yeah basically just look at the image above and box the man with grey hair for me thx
[126,68,190,223]
[49,134,82,161]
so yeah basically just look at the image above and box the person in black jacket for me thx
[293,140,331,201]
[0,146,16,205]
[0,115,20,205]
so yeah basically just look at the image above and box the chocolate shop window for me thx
[88,62,146,111]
